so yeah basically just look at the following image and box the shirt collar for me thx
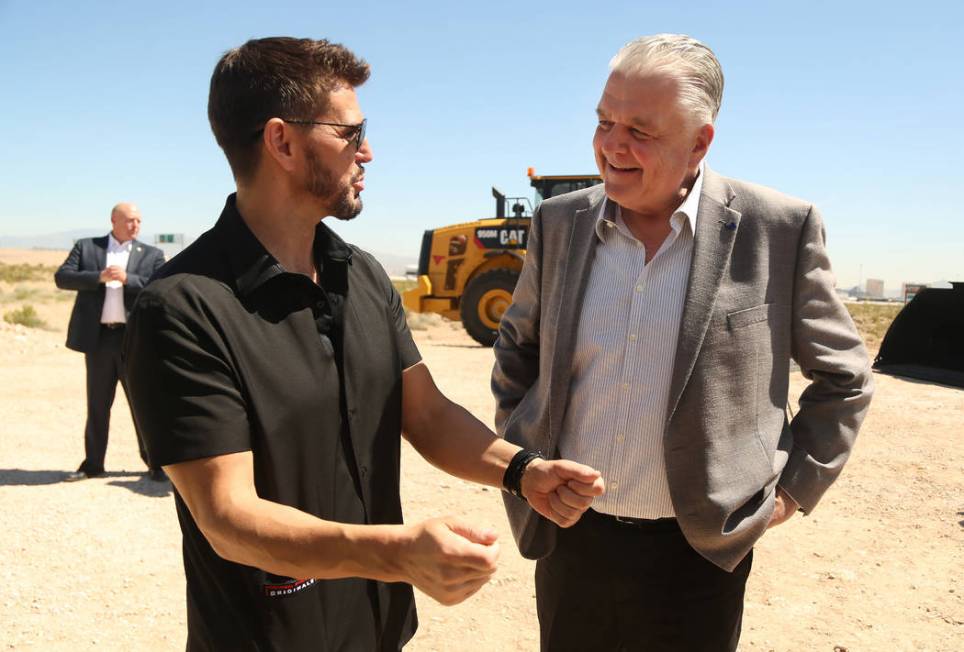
[676,161,704,235]
[595,162,705,242]
[107,233,133,251]
[216,193,353,298]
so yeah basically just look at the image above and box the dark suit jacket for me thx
[55,235,166,353]
[492,169,874,571]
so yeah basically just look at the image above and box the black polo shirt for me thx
[124,194,420,651]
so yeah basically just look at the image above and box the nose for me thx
[598,125,627,157]
[356,137,373,163]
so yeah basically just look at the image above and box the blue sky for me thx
[1,0,961,290]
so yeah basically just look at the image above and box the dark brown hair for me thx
[207,37,370,182]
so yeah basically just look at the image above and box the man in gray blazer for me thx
[55,203,166,481]
[492,34,873,651]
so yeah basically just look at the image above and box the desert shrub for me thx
[0,262,55,283]
[13,286,42,301]
[406,311,449,331]
[391,279,417,294]
[406,312,431,331]
[0,285,59,305]
[3,304,47,329]
[845,302,902,352]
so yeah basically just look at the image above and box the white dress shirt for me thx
[100,234,132,324]
[558,167,704,519]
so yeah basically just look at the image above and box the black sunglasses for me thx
[279,118,367,151]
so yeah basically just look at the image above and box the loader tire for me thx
[460,268,520,347]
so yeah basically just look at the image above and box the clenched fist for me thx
[521,459,605,528]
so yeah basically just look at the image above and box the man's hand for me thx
[521,459,605,528]
[397,517,500,606]
[767,486,799,529]
[100,265,128,284]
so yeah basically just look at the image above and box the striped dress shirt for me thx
[557,169,703,519]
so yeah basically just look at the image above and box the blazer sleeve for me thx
[54,241,102,291]
[779,205,874,513]
[491,204,544,436]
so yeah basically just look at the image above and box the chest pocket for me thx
[727,303,774,330]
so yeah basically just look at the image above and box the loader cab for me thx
[529,169,603,204]
[490,170,603,220]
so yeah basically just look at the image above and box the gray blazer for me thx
[492,168,873,571]
[55,235,166,353]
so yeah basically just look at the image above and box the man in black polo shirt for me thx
[124,37,604,651]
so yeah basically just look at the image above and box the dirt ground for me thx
[0,249,961,651]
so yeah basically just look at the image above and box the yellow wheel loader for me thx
[403,169,602,346]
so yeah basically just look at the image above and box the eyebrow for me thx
[595,108,656,131]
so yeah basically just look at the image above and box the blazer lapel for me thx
[665,169,741,423]
[94,235,108,271]
[546,191,605,455]
[126,239,145,272]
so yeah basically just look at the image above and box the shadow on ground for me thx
[107,477,173,498]
[0,468,172,497]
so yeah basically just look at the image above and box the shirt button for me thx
[621,382,629,390]
[635,284,643,293]
[610,481,619,491]
[628,334,637,341]
[616,433,625,443]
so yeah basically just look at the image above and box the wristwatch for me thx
[502,449,545,502]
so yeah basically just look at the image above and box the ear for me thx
[261,118,301,173]
[689,122,715,167]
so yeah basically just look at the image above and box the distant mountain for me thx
[0,230,196,250]
[367,250,417,278]
[0,229,103,250]
[1,230,417,278]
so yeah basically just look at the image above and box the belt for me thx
[101,323,125,330]
[588,509,679,532]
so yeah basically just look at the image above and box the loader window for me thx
[534,181,574,202]
[533,178,603,203]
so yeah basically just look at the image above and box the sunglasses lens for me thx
[357,119,367,150]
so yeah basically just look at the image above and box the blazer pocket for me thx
[727,303,773,330]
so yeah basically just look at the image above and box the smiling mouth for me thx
[606,161,639,173]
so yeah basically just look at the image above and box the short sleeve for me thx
[388,282,421,370]
[123,293,252,467]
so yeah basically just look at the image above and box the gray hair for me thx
[609,34,724,124]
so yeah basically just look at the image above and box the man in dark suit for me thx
[55,202,166,481]
[493,34,874,651]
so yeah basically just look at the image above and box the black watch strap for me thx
[502,449,545,502]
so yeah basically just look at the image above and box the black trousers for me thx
[535,509,752,652]
[79,326,149,474]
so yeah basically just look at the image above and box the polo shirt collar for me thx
[216,193,353,298]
